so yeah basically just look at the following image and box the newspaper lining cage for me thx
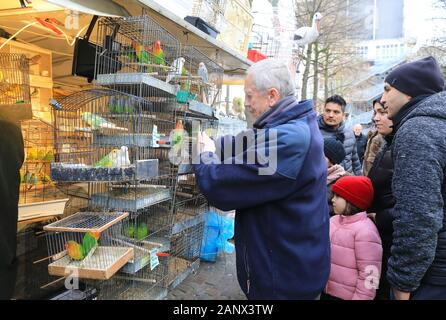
[43,211,134,280]
[0,53,32,122]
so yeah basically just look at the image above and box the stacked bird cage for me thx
[89,15,185,299]
[0,53,32,122]
[43,211,133,281]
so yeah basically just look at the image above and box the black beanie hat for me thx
[324,138,346,165]
[385,56,444,98]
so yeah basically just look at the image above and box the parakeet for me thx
[27,148,37,160]
[135,223,148,241]
[37,148,46,160]
[132,41,150,64]
[126,224,135,238]
[94,149,119,168]
[23,170,32,184]
[66,240,84,261]
[166,57,185,83]
[43,150,53,161]
[108,96,116,113]
[152,40,165,66]
[81,112,128,131]
[113,146,131,168]
[81,232,100,259]
[198,62,208,84]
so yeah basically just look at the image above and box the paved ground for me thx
[166,251,246,300]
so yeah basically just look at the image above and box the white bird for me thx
[198,62,208,84]
[166,57,185,83]
[113,146,131,168]
[293,12,322,46]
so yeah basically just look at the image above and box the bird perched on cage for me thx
[81,112,128,131]
[152,40,165,66]
[94,149,119,168]
[113,146,131,168]
[165,57,185,83]
[131,41,150,65]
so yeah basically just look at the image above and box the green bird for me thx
[135,223,148,241]
[81,232,100,258]
[94,149,119,168]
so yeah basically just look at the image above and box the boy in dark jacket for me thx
[195,59,330,300]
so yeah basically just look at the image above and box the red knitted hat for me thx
[332,176,374,211]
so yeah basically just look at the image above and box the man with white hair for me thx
[194,59,330,299]
[353,123,367,165]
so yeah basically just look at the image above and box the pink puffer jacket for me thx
[325,212,383,300]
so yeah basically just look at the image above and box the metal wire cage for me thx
[95,16,181,99]
[43,211,134,281]
[50,88,174,182]
[0,53,32,121]
[172,46,223,109]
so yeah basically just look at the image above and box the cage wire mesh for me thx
[0,53,31,104]
[95,16,180,99]
[0,53,32,122]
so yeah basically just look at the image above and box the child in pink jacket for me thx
[323,176,383,300]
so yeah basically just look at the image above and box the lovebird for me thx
[94,149,119,168]
[135,223,148,241]
[66,240,84,261]
[152,40,165,66]
[132,40,150,64]
[81,232,100,259]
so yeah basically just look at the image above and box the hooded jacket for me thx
[387,91,446,292]
[318,116,362,176]
[194,96,330,299]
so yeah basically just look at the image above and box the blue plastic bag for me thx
[200,211,234,262]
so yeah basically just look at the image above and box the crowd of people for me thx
[195,56,446,300]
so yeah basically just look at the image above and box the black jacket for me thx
[0,120,24,299]
[355,133,368,164]
[367,135,394,299]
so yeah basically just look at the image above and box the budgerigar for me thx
[81,112,128,131]
[113,146,131,168]
[166,57,185,83]
[152,40,165,66]
[94,149,119,168]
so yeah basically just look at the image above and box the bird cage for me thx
[95,16,180,100]
[174,46,223,112]
[20,118,68,205]
[168,195,207,286]
[0,53,32,122]
[51,88,165,182]
[43,211,134,280]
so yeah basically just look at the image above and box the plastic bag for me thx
[200,210,234,262]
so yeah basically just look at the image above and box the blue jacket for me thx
[194,96,330,299]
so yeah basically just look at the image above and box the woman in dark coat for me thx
[0,119,24,299]
[367,98,394,300]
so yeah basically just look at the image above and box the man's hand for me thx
[392,288,411,300]
[197,131,216,154]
